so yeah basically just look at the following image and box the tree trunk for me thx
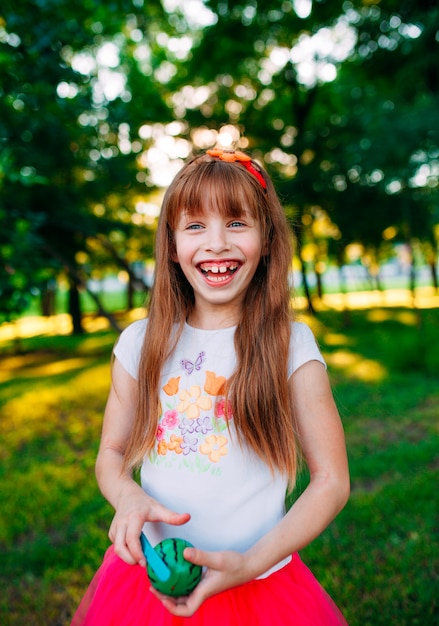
[68,281,84,335]
[375,272,383,291]
[337,261,351,328]
[314,263,324,300]
[297,249,315,315]
[127,274,135,311]
[41,280,56,316]
[427,250,438,291]
[371,268,382,291]
[408,242,416,297]
[44,244,123,334]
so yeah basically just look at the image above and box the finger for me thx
[126,529,147,567]
[150,587,204,618]
[112,525,138,565]
[124,510,189,565]
[183,547,222,569]
[109,514,145,566]
[108,519,116,544]
[149,504,191,526]
[183,546,205,565]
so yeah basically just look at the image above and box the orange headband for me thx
[206,148,268,191]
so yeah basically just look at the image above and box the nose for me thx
[205,224,231,253]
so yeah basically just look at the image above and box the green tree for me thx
[0,0,168,330]
[1,0,438,330]
[169,0,439,299]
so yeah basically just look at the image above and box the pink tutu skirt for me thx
[71,546,347,625]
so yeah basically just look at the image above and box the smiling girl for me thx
[71,148,350,625]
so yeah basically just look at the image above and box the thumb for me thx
[183,547,220,568]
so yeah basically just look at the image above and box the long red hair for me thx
[123,153,299,481]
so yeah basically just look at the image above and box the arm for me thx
[155,360,349,615]
[96,357,190,566]
[244,359,350,568]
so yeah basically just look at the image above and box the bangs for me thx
[165,158,266,230]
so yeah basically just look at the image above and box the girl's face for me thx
[173,206,264,327]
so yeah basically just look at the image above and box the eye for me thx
[186,222,204,230]
[228,220,246,228]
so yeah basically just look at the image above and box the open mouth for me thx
[198,261,240,282]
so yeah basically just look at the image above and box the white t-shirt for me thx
[114,320,325,577]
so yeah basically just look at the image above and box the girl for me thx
[71,148,350,625]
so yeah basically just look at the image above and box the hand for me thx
[150,546,250,617]
[109,483,191,567]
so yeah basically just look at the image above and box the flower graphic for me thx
[162,410,178,429]
[215,398,233,421]
[167,434,183,454]
[156,425,166,441]
[157,440,168,456]
[178,385,212,420]
[181,434,198,456]
[195,416,213,435]
[200,434,228,463]
[179,417,196,436]
[163,376,180,396]
[204,371,226,395]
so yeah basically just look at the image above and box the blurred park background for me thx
[0,0,438,624]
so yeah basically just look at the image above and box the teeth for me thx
[208,274,230,282]
[200,263,238,274]
[209,266,227,274]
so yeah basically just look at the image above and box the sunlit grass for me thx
[1,297,438,625]
[294,300,439,625]
[313,285,439,311]
[0,328,116,623]
[366,308,420,325]
[325,350,387,382]
[1,364,111,455]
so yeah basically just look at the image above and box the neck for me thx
[187,306,240,330]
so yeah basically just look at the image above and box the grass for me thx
[0,296,438,625]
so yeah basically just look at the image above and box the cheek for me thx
[172,237,193,266]
[248,234,265,260]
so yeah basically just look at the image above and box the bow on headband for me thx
[206,148,267,191]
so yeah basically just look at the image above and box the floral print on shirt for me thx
[151,365,233,475]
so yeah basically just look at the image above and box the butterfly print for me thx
[181,351,205,375]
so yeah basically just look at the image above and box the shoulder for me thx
[113,318,148,379]
[288,321,326,376]
[291,320,317,343]
[119,318,148,342]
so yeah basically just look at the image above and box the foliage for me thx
[0,1,162,324]
[181,0,439,276]
[0,303,438,624]
[1,0,438,327]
